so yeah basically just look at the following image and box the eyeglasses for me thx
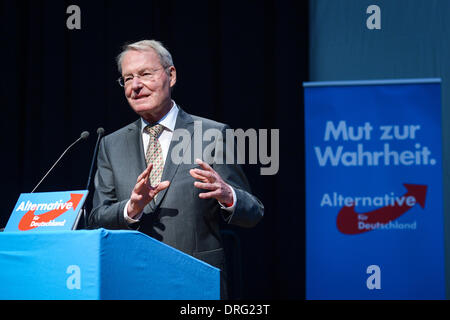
[117,67,168,87]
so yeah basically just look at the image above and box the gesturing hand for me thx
[127,163,170,218]
[190,159,233,206]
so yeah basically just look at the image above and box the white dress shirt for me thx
[124,101,236,223]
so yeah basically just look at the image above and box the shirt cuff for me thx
[219,185,237,213]
[124,199,143,224]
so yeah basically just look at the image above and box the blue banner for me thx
[304,79,445,299]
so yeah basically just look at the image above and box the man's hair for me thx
[116,39,174,74]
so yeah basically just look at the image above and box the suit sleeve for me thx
[88,138,136,230]
[213,125,264,228]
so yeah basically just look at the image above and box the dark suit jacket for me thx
[89,107,264,274]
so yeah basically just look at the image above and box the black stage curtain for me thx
[1,0,308,299]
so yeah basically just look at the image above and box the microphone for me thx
[31,131,90,193]
[78,127,105,229]
[85,127,105,190]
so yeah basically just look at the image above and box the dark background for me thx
[1,0,308,299]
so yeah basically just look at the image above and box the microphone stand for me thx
[31,131,90,193]
[76,128,104,229]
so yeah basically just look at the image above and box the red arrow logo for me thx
[336,184,427,235]
[18,193,84,231]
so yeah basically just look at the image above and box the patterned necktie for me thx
[144,124,165,186]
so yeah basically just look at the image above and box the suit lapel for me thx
[125,120,151,210]
[126,119,147,174]
[153,107,194,209]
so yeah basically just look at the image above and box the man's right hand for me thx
[127,163,170,219]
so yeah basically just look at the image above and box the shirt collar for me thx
[140,100,179,133]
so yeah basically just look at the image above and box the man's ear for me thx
[169,66,177,88]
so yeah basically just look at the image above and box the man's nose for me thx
[131,76,143,90]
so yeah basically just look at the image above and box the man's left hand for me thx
[190,158,233,206]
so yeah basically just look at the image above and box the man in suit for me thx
[89,40,264,298]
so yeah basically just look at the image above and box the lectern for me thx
[0,229,220,299]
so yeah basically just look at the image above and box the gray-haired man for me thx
[89,40,264,299]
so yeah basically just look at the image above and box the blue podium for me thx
[0,229,220,300]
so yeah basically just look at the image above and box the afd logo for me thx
[336,184,427,235]
[16,193,83,231]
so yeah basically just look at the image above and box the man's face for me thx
[120,49,176,122]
